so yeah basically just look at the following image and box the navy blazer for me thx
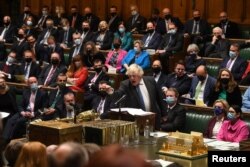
[189,75,216,105]
[111,76,166,130]
[158,32,183,53]
[142,31,162,50]
[220,56,248,82]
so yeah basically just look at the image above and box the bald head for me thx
[196,65,207,81]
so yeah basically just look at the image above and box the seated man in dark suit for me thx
[162,8,184,33]
[0,51,19,82]
[215,11,240,39]
[82,7,100,32]
[18,50,41,81]
[68,5,82,32]
[126,5,147,34]
[91,80,113,119]
[107,5,122,33]
[0,16,17,60]
[80,21,95,45]
[10,28,29,62]
[2,76,47,142]
[68,32,84,66]
[149,60,168,88]
[105,64,166,130]
[142,21,162,50]
[184,9,210,46]
[37,19,58,45]
[35,5,52,30]
[43,74,73,120]
[17,5,36,28]
[219,43,247,82]
[58,18,74,49]
[38,52,67,86]
[186,65,216,106]
[43,36,64,64]
[161,88,186,132]
[148,8,166,35]
[162,61,191,96]
[84,59,110,109]
[156,22,183,73]
[205,27,230,58]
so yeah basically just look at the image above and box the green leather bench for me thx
[240,48,250,60]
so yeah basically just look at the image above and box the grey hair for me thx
[126,64,144,77]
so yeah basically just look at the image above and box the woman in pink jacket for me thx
[217,105,249,142]
[105,38,127,73]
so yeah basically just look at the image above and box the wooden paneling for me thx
[15,0,250,26]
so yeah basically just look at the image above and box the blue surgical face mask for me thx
[164,96,175,105]
[227,112,236,121]
[229,51,236,59]
[167,29,177,35]
[30,83,38,92]
[214,106,223,116]
[7,56,15,64]
[119,28,125,33]
[74,38,81,45]
[134,47,140,53]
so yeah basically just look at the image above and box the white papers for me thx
[206,140,239,150]
[146,49,156,55]
[154,159,174,167]
[150,132,169,138]
[108,67,117,74]
[203,138,216,143]
[110,108,154,116]
[0,112,10,118]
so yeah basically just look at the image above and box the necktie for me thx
[73,46,80,57]
[132,16,136,25]
[29,92,36,113]
[194,81,202,99]
[144,33,153,47]
[192,22,198,34]
[24,63,30,79]
[71,16,76,28]
[97,98,105,114]
[64,30,68,44]
[38,16,45,27]
[44,66,56,86]
[136,85,145,111]
[50,90,61,108]
[165,35,172,50]
[0,27,7,39]
[226,59,233,69]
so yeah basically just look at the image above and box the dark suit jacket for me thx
[82,14,100,32]
[58,27,74,47]
[19,89,48,116]
[38,64,67,86]
[68,14,83,31]
[142,31,162,50]
[68,44,84,65]
[0,62,19,82]
[149,17,166,35]
[204,116,227,138]
[158,32,183,53]
[209,85,242,107]
[163,17,184,33]
[220,56,248,82]
[215,21,240,38]
[163,73,192,96]
[111,76,166,130]
[184,19,210,37]
[11,40,30,61]
[147,71,168,88]
[84,71,110,93]
[189,75,216,105]
[107,15,123,33]
[93,30,114,50]
[37,28,58,44]
[16,12,37,28]
[80,30,95,45]
[36,15,52,29]
[18,61,41,78]
[126,14,147,34]
[205,39,230,58]
[0,24,17,43]
[185,57,206,74]
[92,95,112,119]
[43,43,64,64]
[28,42,46,62]
[161,103,186,132]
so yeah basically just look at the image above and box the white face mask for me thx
[26,20,33,26]
[131,11,137,16]
[63,26,68,31]
[42,10,48,16]
[74,39,81,45]
[167,29,177,35]
[7,56,15,64]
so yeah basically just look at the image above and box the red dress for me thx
[69,67,88,92]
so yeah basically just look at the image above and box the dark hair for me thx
[229,105,242,118]
[215,68,237,93]
[167,87,179,98]
[4,141,25,166]
[230,43,240,51]
[152,8,160,15]
[175,60,185,68]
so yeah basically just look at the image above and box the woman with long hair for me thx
[66,55,88,92]
[209,68,242,106]
[14,142,48,167]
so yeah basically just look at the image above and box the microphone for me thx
[114,94,127,106]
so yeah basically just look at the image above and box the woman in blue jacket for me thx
[121,40,150,73]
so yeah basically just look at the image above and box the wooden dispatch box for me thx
[29,121,82,146]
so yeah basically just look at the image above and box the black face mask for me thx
[83,27,89,32]
[17,34,24,39]
[221,19,228,24]
[86,13,92,17]
[51,59,59,65]
[152,67,161,74]
[94,67,102,73]
[110,12,117,17]
[221,78,229,85]
[25,57,32,63]
[197,75,206,82]
[4,22,10,27]
[99,90,108,97]
[57,82,66,88]
[194,17,200,21]
[147,29,154,34]
[86,50,92,54]
[165,14,172,20]
[0,85,6,90]
[189,53,197,59]
[113,43,120,49]
[72,12,77,16]
[217,35,222,40]
[24,11,30,14]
